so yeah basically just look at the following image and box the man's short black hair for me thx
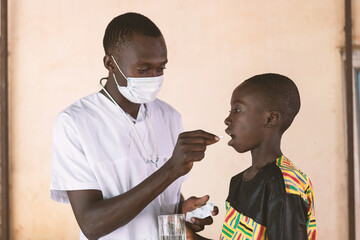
[103,12,162,55]
[244,73,301,132]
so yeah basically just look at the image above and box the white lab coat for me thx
[51,92,186,239]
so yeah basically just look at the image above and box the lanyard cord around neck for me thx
[100,78,160,167]
[100,78,170,214]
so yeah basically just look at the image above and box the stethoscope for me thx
[99,77,160,167]
[100,77,174,214]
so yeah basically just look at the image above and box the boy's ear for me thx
[265,111,281,128]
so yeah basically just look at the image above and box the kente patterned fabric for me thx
[220,156,316,240]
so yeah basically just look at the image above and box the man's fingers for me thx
[181,129,216,138]
[193,195,210,207]
[191,216,214,226]
[171,129,220,177]
[182,143,207,152]
[187,152,205,162]
[212,206,219,216]
[180,137,207,145]
[180,130,219,146]
[205,138,220,146]
[186,222,204,232]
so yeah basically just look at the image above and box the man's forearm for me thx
[68,161,179,239]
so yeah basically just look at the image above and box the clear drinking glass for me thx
[158,214,186,240]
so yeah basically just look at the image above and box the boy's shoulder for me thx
[229,155,313,198]
[275,155,314,203]
[228,162,284,200]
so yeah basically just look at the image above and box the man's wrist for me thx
[178,194,185,213]
[162,158,181,181]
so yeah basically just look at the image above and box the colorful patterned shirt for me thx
[220,156,316,240]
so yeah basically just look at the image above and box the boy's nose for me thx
[224,115,231,126]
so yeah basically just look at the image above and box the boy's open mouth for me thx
[225,129,234,146]
[225,129,234,137]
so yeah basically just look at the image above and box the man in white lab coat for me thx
[51,12,219,239]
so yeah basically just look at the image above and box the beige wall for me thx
[7,0,360,239]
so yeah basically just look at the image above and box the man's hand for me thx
[181,195,219,232]
[166,130,219,178]
[186,224,213,240]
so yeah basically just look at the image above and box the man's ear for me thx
[265,111,281,127]
[103,55,115,71]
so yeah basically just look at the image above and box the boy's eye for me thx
[230,108,241,114]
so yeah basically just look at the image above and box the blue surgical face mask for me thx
[111,55,164,104]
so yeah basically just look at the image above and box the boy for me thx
[187,73,316,239]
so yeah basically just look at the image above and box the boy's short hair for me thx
[103,12,162,55]
[244,73,301,132]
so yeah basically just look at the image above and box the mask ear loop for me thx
[112,73,121,87]
[100,77,124,112]
[111,55,128,79]
[111,55,128,88]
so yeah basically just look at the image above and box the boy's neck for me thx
[243,136,283,181]
[251,150,282,168]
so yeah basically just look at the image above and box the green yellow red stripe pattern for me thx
[220,202,267,240]
[220,156,317,239]
[276,156,317,239]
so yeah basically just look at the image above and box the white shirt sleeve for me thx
[50,111,100,204]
